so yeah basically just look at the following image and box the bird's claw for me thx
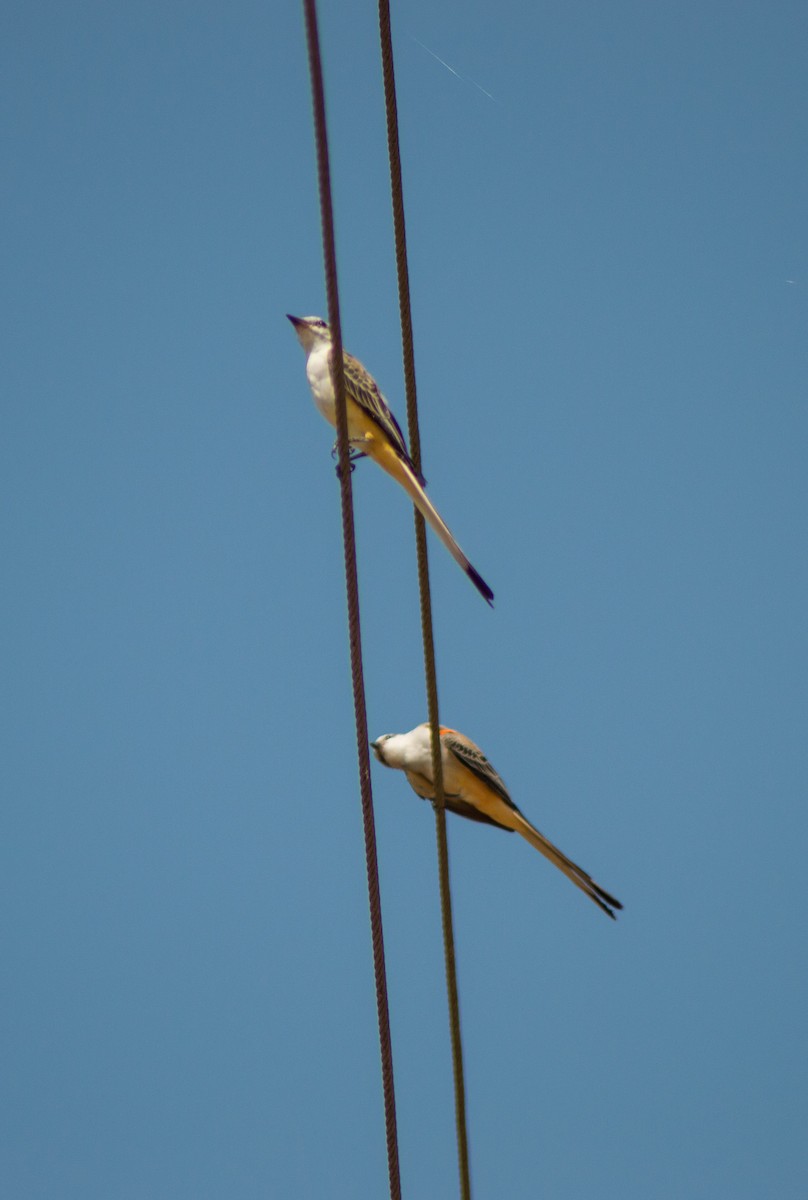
[332,443,366,477]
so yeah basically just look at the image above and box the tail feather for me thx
[465,562,495,606]
[515,814,622,920]
[380,448,494,606]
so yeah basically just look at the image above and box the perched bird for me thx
[287,314,493,606]
[372,723,622,920]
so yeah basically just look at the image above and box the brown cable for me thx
[301,4,402,1197]
[377,4,472,1197]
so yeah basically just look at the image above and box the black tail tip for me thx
[467,565,494,606]
[597,892,622,920]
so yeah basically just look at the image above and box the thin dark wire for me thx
[301,4,402,1197]
[377,4,472,1198]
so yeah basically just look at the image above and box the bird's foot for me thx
[331,443,366,476]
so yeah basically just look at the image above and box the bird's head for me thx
[287,314,331,353]
[371,725,432,770]
[370,733,396,766]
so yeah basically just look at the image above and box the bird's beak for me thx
[370,739,383,762]
[286,313,302,328]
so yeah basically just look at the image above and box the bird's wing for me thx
[340,351,425,483]
[441,729,517,811]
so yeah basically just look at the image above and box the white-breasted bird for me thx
[287,314,493,606]
[371,723,622,920]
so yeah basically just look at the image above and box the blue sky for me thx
[3,1,807,1197]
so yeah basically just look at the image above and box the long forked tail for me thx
[514,813,623,920]
[375,444,494,606]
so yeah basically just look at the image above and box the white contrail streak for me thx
[411,36,498,102]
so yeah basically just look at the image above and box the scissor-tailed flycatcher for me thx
[372,723,622,919]
[287,315,494,606]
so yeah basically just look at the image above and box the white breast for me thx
[305,342,336,426]
[397,724,440,776]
